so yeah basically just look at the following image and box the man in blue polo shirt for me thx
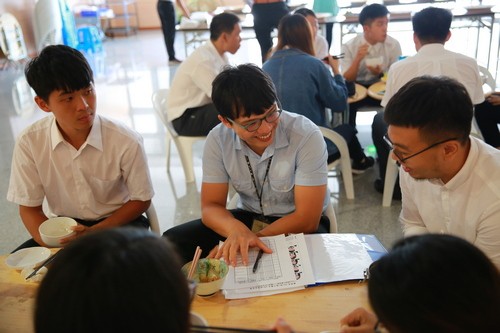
[164,64,331,265]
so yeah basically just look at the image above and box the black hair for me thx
[384,75,472,144]
[294,7,316,18]
[412,7,452,44]
[211,63,278,119]
[368,234,500,333]
[210,12,240,41]
[25,44,94,102]
[35,228,191,333]
[359,4,389,26]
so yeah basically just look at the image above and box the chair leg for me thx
[340,156,355,199]
[382,156,399,207]
[165,134,171,174]
[176,138,196,183]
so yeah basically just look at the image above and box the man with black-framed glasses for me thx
[385,76,500,269]
[164,64,332,266]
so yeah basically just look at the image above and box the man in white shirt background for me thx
[384,75,500,269]
[372,7,484,198]
[167,12,242,136]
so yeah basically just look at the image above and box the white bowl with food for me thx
[39,217,77,247]
[365,56,383,68]
[182,258,229,297]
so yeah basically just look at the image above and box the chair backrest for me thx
[478,65,497,94]
[0,13,28,61]
[152,89,179,138]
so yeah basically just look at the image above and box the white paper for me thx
[222,234,315,299]
[305,233,373,283]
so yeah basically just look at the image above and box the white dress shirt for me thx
[7,115,154,220]
[400,136,500,269]
[341,34,401,85]
[167,41,229,122]
[314,34,329,60]
[382,43,485,107]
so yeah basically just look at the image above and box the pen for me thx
[252,249,264,273]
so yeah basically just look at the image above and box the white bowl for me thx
[182,258,229,297]
[190,312,208,326]
[5,247,51,270]
[39,217,77,247]
[365,56,383,67]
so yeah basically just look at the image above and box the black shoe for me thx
[374,178,402,200]
[168,58,182,65]
[352,156,375,174]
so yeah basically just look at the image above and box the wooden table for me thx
[367,81,386,101]
[348,83,368,104]
[0,252,369,333]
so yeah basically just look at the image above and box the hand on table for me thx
[206,225,272,267]
[272,317,294,333]
[340,307,378,333]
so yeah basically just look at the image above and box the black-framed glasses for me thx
[226,105,282,132]
[383,134,457,163]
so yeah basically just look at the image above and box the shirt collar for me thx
[50,115,103,151]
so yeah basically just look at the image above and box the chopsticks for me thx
[187,246,202,280]
[25,251,59,280]
[323,53,345,61]
[191,325,275,333]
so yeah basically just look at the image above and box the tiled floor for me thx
[0,29,406,254]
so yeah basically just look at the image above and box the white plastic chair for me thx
[152,89,206,183]
[382,152,399,207]
[227,193,338,233]
[145,202,161,235]
[0,13,29,70]
[319,126,355,200]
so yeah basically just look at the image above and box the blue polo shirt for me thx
[203,111,329,216]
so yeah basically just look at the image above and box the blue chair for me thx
[76,26,102,54]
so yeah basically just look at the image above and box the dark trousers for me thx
[157,0,177,60]
[348,96,383,127]
[329,123,366,163]
[475,100,500,147]
[372,112,389,179]
[163,209,330,264]
[252,2,289,62]
[172,104,220,136]
[12,215,150,253]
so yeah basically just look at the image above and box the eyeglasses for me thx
[383,134,457,163]
[226,106,282,132]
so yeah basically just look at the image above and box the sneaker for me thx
[168,58,182,65]
[351,156,375,174]
[374,178,402,200]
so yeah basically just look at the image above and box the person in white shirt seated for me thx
[167,12,242,136]
[294,8,329,60]
[383,75,500,269]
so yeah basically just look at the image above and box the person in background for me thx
[384,76,500,269]
[341,3,401,126]
[34,228,295,333]
[294,7,329,60]
[167,12,241,136]
[340,234,500,333]
[164,64,332,266]
[372,7,484,199]
[475,92,500,149]
[312,0,339,49]
[263,14,374,173]
[157,0,191,64]
[251,0,289,63]
[7,45,154,251]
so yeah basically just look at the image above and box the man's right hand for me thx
[356,44,370,61]
[340,307,378,333]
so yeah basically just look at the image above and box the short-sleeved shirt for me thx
[400,136,500,269]
[167,41,229,122]
[381,43,485,107]
[7,115,154,220]
[341,34,402,85]
[202,111,329,215]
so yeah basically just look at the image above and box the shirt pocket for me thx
[269,177,294,206]
[88,174,128,205]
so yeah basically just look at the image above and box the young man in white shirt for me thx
[7,45,154,251]
[384,76,500,269]
[167,12,242,136]
[372,7,484,198]
[341,3,401,126]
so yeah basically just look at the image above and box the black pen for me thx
[252,249,264,273]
